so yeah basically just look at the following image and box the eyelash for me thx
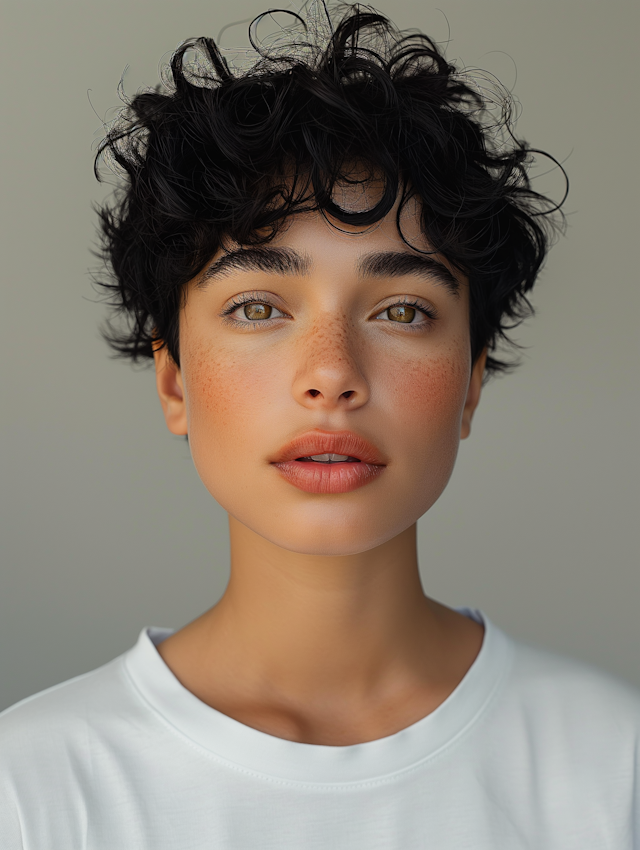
[376,298,438,329]
[220,293,289,328]
[220,294,438,329]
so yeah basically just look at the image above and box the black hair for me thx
[95,2,566,377]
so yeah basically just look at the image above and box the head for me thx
[95,3,562,556]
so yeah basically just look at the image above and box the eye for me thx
[386,304,417,323]
[222,296,288,324]
[239,302,278,321]
[374,300,436,325]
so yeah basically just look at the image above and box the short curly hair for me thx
[95,2,565,377]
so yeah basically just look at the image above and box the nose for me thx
[292,318,370,411]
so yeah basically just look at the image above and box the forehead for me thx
[199,188,464,297]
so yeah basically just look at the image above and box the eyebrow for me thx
[357,251,459,296]
[199,247,311,285]
[200,245,459,295]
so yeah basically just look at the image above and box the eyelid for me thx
[219,292,290,324]
[219,293,438,326]
[373,297,438,323]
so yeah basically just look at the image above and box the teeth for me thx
[300,453,358,463]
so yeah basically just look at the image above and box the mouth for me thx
[270,430,386,494]
[271,430,385,465]
[295,452,361,464]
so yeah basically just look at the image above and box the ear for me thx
[460,349,487,440]
[153,343,188,436]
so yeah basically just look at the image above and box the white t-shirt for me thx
[1,609,638,849]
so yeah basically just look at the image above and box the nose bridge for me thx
[307,312,353,366]
[293,311,368,407]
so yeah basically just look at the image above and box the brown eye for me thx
[387,305,416,323]
[244,303,272,320]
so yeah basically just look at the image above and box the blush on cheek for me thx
[184,343,243,423]
[182,347,250,494]
[386,349,470,426]
[183,342,282,464]
[393,352,470,514]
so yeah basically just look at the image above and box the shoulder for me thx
[496,635,640,768]
[0,650,148,848]
[0,650,145,780]
[509,638,640,719]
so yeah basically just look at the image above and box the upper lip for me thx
[271,430,386,465]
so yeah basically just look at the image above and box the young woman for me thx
[1,4,637,847]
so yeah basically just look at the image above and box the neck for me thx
[221,516,434,694]
[157,516,483,743]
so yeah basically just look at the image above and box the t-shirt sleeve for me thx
[0,789,23,850]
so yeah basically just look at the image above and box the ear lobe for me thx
[460,349,486,440]
[154,343,188,435]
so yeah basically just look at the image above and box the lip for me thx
[271,430,386,465]
[271,430,386,494]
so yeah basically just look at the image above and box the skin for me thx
[154,195,487,746]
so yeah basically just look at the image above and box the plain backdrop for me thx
[1,0,638,712]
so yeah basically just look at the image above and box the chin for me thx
[274,529,401,557]
[203,447,457,557]
[257,528,402,557]
[232,498,425,557]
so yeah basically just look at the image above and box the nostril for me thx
[342,390,354,399]
[308,389,321,397]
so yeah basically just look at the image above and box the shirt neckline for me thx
[123,608,513,785]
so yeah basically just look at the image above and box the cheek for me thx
[378,344,470,508]
[184,345,238,424]
[182,343,266,500]
[182,342,279,450]
[411,362,470,524]
[381,347,470,429]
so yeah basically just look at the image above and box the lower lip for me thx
[272,460,385,494]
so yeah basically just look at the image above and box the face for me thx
[155,198,485,556]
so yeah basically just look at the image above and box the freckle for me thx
[391,352,468,417]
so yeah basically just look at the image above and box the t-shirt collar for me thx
[123,608,513,785]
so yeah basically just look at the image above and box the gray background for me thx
[1,0,638,712]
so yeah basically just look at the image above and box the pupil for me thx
[389,305,415,323]
[244,303,271,320]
